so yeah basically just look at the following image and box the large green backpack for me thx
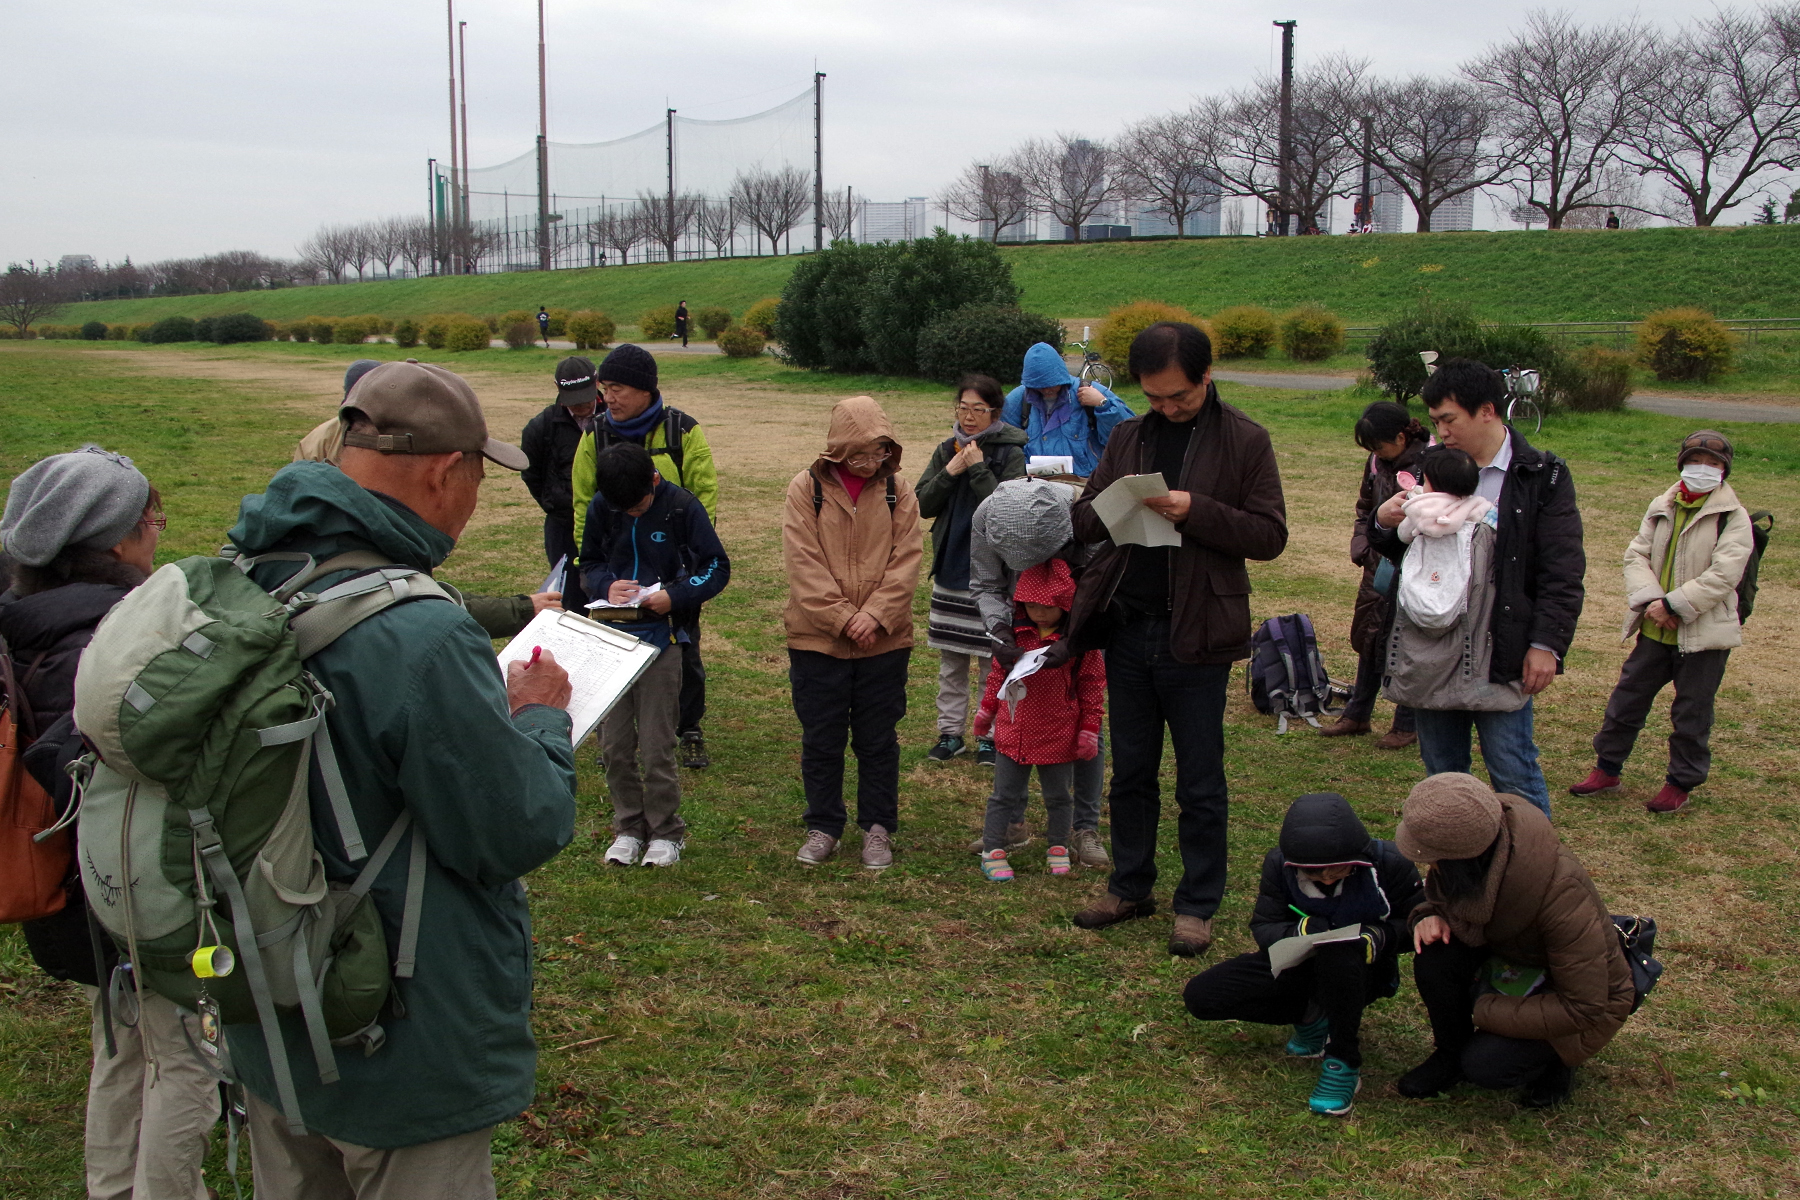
[70,549,459,1135]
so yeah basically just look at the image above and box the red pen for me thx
[528,645,542,668]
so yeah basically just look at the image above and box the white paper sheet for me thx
[1267,923,1365,977]
[496,608,663,746]
[1089,473,1182,548]
[998,646,1051,718]
[583,581,663,612]
[1027,455,1075,477]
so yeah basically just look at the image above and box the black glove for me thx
[989,635,1023,668]
[1037,637,1075,672]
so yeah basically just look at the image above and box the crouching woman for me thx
[1394,773,1635,1108]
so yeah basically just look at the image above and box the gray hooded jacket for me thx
[968,479,1077,643]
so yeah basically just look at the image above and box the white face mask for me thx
[1680,463,1724,493]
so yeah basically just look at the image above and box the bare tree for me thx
[345,225,374,281]
[1367,76,1516,231]
[0,262,66,335]
[1619,8,1800,226]
[636,191,703,262]
[367,217,408,278]
[596,207,643,266]
[1468,13,1651,229]
[1217,57,1369,234]
[940,161,1030,241]
[695,199,740,257]
[1011,135,1120,242]
[1116,109,1227,238]
[818,188,859,241]
[730,167,813,254]
[398,218,436,277]
[298,226,352,283]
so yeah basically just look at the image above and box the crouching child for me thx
[1182,793,1423,1117]
[581,443,730,867]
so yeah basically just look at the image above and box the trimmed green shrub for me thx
[546,307,571,337]
[393,319,420,348]
[1556,346,1634,412]
[334,317,373,345]
[503,321,537,349]
[208,313,268,344]
[1096,301,1205,371]
[566,311,615,350]
[147,316,197,344]
[696,306,734,338]
[742,297,780,339]
[1210,306,1279,358]
[130,323,153,342]
[192,316,218,343]
[1636,308,1735,381]
[1278,305,1345,361]
[106,324,130,340]
[263,320,282,341]
[717,326,767,358]
[916,304,1066,385]
[1366,298,1485,401]
[500,309,533,332]
[303,317,335,343]
[776,241,894,372]
[641,305,678,340]
[445,318,491,352]
[80,321,109,340]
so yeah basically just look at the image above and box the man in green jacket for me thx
[225,362,578,1196]
[571,344,719,767]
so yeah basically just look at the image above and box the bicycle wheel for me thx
[1507,397,1542,435]
[1081,361,1115,392]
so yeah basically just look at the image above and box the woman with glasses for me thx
[914,374,1028,765]
[783,397,923,870]
[0,445,220,1197]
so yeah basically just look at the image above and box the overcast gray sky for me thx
[1,0,1727,265]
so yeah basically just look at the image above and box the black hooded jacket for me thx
[1248,793,1424,960]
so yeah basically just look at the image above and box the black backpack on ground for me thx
[1247,613,1347,734]
[1735,510,1774,623]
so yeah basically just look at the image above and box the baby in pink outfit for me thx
[1397,446,1492,543]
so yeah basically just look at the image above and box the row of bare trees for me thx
[944,6,1800,238]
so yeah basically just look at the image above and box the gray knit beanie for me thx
[1,445,152,567]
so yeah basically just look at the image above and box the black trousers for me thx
[1593,634,1730,789]
[789,648,909,837]
[543,514,588,612]
[1342,631,1415,731]
[1414,937,1563,1090]
[1183,941,1392,1068]
[679,621,706,735]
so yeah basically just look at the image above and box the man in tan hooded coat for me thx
[783,396,923,870]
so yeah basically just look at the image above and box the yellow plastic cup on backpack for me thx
[190,945,236,979]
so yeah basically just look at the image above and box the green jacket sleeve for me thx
[464,593,535,639]
[676,422,719,521]
[965,444,1026,503]
[570,430,597,558]
[914,440,957,519]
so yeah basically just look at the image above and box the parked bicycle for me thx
[1067,327,1116,392]
[1419,352,1544,434]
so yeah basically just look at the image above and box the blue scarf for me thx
[604,394,664,442]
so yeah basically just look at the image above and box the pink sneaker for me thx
[979,849,1014,882]
[1046,845,1071,876]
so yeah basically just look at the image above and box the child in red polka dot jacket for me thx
[971,558,1106,881]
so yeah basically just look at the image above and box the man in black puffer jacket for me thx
[1183,793,1424,1118]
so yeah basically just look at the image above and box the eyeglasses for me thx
[141,510,167,531]
[844,448,892,468]
[955,402,993,415]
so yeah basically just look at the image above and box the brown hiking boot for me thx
[1071,828,1110,869]
[1072,890,1156,930]
[1318,717,1371,737]
[965,823,1031,854]
[862,824,894,870]
[1375,729,1418,750]
[1168,915,1214,958]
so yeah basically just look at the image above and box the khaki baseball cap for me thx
[340,360,528,470]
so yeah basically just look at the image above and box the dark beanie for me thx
[597,344,658,395]
[344,358,383,398]
[1679,430,1734,478]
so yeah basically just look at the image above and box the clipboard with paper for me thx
[496,608,662,746]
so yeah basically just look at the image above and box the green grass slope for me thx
[60,225,1800,327]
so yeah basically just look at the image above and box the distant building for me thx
[859,197,931,243]
[1431,192,1476,231]
[1126,195,1222,238]
[58,254,97,273]
[1371,178,1409,233]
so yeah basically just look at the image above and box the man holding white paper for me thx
[1066,322,1288,958]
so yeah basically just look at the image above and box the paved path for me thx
[1213,369,1352,392]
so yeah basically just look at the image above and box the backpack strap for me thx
[662,409,687,480]
[289,568,460,659]
[887,477,897,513]
[813,473,823,516]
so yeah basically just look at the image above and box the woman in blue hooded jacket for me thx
[1000,343,1133,479]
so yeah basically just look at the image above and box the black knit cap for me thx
[1679,429,1734,478]
[597,344,658,395]
[1278,793,1377,868]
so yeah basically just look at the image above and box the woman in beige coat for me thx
[783,396,923,869]
[1570,431,1753,813]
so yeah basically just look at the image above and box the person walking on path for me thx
[521,356,600,612]
[581,443,730,868]
[1183,792,1424,1117]
[1393,773,1634,1109]
[784,396,923,871]
[1368,359,1584,820]
[966,479,1111,869]
[970,559,1104,883]
[1066,322,1288,958]
[1001,342,1133,479]
[1570,430,1753,814]
[1319,401,1427,747]
[915,373,1028,763]
[537,307,551,347]
[1,446,222,1199]
[674,301,690,348]
[225,362,578,1196]
[571,344,719,767]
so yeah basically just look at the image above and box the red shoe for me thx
[1645,783,1691,813]
[1569,769,1621,796]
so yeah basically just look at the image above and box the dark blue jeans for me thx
[1413,700,1552,818]
[1104,617,1232,918]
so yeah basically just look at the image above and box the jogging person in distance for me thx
[570,344,719,768]
[536,307,551,348]
[1001,342,1133,479]
[521,356,600,611]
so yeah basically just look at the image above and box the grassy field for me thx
[4,339,1800,1198]
[55,224,1800,329]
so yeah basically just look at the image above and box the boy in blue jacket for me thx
[1000,342,1133,478]
[581,443,730,867]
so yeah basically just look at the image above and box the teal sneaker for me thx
[1285,1016,1330,1058]
[1308,1056,1361,1117]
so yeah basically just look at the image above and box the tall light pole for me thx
[666,108,676,262]
[1359,116,1374,234]
[1273,20,1296,237]
[444,1,459,272]
[813,72,826,252]
[536,0,550,272]
[458,20,471,268]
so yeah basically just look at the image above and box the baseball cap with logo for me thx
[341,360,529,470]
[554,355,598,406]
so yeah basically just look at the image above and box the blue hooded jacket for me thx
[1000,342,1132,478]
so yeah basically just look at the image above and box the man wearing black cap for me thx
[521,356,600,611]
[571,343,720,767]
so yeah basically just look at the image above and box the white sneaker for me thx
[641,839,683,867]
[603,835,643,866]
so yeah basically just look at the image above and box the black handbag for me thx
[1611,914,1664,1013]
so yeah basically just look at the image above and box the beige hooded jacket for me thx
[782,396,923,658]
[1620,480,1752,652]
